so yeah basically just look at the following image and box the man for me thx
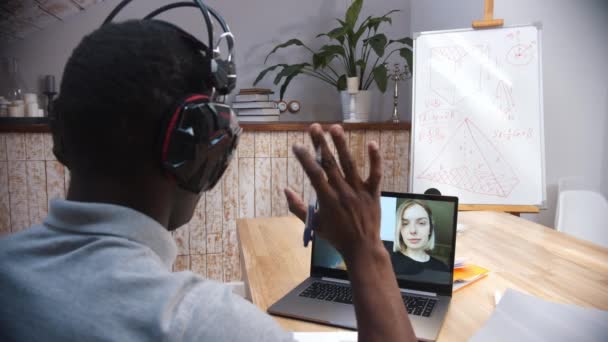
[0,20,414,341]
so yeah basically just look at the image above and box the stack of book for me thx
[232,88,279,122]
[452,263,490,292]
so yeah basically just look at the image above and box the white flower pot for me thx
[340,90,372,122]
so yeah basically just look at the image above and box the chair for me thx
[555,177,608,248]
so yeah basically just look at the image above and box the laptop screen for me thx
[311,192,458,291]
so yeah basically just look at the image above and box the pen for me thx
[303,147,321,247]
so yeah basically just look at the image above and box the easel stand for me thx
[458,205,540,217]
[469,1,538,216]
[472,0,503,29]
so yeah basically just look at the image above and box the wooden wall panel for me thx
[189,197,206,255]
[173,255,190,272]
[190,254,207,277]
[26,161,47,225]
[43,133,56,161]
[254,132,271,157]
[271,158,288,217]
[349,130,366,179]
[8,160,28,232]
[0,161,10,235]
[173,223,190,256]
[6,133,25,161]
[238,132,255,158]
[395,130,410,192]
[222,229,240,282]
[205,183,223,234]
[238,158,255,218]
[206,253,223,281]
[0,134,8,161]
[46,161,65,203]
[7,129,410,283]
[271,132,288,158]
[254,157,271,217]
[222,157,239,232]
[25,133,45,161]
[286,132,304,158]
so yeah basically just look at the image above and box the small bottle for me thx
[6,58,27,103]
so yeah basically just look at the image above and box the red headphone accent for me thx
[161,94,209,163]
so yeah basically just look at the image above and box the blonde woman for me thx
[384,200,449,275]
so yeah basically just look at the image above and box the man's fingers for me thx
[293,143,334,199]
[284,188,307,222]
[330,125,361,187]
[309,124,348,191]
[365,141,383,194]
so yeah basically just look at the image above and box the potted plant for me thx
[254,0,412,122]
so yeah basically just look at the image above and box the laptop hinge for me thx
[321,277,350,285]
[400,288,437,297]
[322,277,437,297]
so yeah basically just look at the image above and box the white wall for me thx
[0,0,412,122]
[410,0,608,227]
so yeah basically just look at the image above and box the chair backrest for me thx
[555,178,608,248]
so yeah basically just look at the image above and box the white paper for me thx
[470,289,608,341]
[411,25,545,205]
[292,332,357,342]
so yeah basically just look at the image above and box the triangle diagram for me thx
[417,119,519,197]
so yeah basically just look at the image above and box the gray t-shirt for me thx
[0,199,294,341]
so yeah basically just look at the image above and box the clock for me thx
[287,100,301,114]
[276,100,288,113]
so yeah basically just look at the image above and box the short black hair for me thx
[54,20,209,174]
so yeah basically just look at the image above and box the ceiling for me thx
[0,0,105,44]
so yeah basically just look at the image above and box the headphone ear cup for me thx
[212,59,236,95]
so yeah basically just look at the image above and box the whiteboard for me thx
[410,25,546,206]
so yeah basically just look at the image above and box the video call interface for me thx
[313,195,456,285]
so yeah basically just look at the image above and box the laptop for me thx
[268,192,458,341]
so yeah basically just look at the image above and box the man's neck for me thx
[67,171,172,229]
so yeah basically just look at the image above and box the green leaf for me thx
[317,27,348,45]
[372,64,388,92]
[353,15,371,43]
[399,47,413,71]
[365,34,388,57]
[280,72,300,101]
[313,45,346,69]
[264,39,305,63]
[253,64,287,86]
[345,0,363,28]
[337,74,347,91]
[355,59,366,70]
[273,63,309,85]
[390,37,413,47]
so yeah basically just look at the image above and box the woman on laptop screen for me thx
[386,200,449,275]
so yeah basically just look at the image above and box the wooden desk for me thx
[237,212,608,341]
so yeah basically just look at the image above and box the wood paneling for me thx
[3,129,410,282]
[0,161,10,235]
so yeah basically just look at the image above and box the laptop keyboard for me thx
[299,282,437,317]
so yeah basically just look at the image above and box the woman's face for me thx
[400,204,431,251]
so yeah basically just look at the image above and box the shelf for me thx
[0,117,51,133]
[0,118,410,134]
[239,121,410,131]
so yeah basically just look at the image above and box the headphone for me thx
[50,0,241,194]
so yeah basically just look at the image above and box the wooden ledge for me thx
[0,117,51,133]
[240,121,410,131]
[0,118,410,133]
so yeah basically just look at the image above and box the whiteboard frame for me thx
[409,24,547,207]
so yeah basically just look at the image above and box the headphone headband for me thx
[102,0,236,95]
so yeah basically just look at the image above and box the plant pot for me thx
[340,90,372,122]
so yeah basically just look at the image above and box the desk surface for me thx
[237,212,608,341]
